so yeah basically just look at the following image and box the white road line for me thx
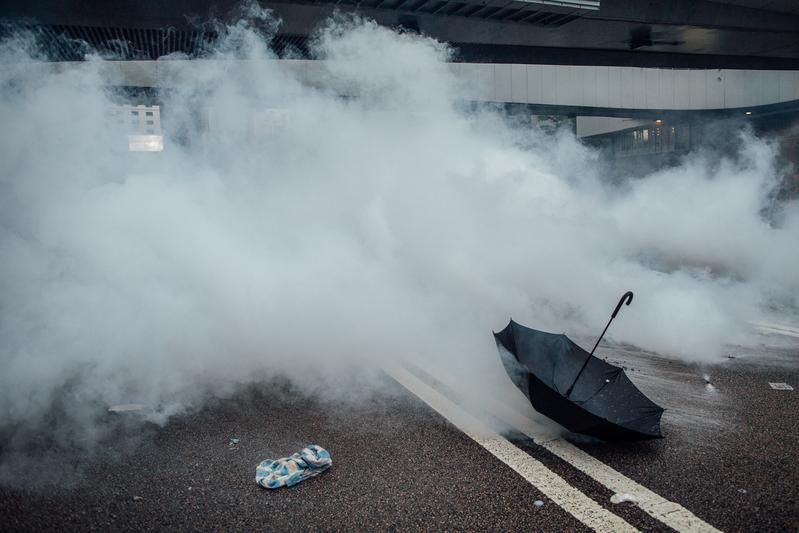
[386,366,639,533]
[752,322,799,339]
[418,371,722,533]
[541,440,720,533]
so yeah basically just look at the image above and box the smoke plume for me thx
[1,11,797,467]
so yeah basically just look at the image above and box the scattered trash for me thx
[610,493,639,504]
[108,403,145,413]
[738,489,747,494]
[534,500,544,507]
[229,437,241,449]
[769,382,793,391]
[256,444,332,489]
[702,375,716,391]
[132,496,144,501]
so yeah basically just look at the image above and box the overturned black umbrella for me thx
[494,292,664,441]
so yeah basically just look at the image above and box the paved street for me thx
[1,330,797,531]
[3,1,799,531]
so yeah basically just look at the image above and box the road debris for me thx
[768,382,793,390]
[256,444,332,489]
[133,496,144,501]
[610,493,639,504]
[229,437,241,448]
[534,500,544,507]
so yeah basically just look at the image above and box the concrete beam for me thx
[12,59,799,113]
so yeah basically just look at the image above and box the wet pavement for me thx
[0,380,588,532]
[575,339,799,532]
[1,333,797,531]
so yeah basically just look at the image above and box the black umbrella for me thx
[494,292,664,441]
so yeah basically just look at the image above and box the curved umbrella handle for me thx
[591,290,634,356]
[611,291,634,319]
[566,291,635,398]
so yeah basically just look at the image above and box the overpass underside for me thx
[2,0,799,69]
[3,0,798,182]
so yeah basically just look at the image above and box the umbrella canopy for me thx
[494,320,664,441]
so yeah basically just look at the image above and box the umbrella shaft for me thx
[590,317,613,356]
[566,316,613,398]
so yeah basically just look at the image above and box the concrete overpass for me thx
[2,0,799,69]
[18,59,799,118]
[4,0,798,167]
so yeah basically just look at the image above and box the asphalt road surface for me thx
[1,329,797,531]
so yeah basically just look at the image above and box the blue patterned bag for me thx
[255,444,332,489]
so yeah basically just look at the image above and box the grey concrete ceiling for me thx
[1,0,798,68]
[711,0,799,15]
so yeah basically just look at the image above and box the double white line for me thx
[752,322,799,339]
[386,366,720,533]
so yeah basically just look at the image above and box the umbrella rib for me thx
[612,412,665,426]
[568,370,619,404]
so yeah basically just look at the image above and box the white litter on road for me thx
[768,382,793,390]
[611,493,639,504]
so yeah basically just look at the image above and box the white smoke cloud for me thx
[0,12,797,454]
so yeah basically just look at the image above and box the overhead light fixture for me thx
[654,119,663,125]
[745,111,752,116]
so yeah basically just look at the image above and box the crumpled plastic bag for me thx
[256,444,332,489]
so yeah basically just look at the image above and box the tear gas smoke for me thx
[1,13,798,459]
